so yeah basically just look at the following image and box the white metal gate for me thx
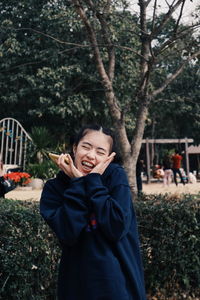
[0,118,32,169]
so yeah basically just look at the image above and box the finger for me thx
[102,153,116,169]
[106,152,116,163]
[108,152,116,159]
[61,154,68,166]
[66,154,83,177]
[57,153,64,165]
[67,154,74,166]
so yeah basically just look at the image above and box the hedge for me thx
[0,199,60,300]
[136,193,200,299]
[0,194,200,300]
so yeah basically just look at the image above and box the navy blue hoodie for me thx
[40,163,146,300]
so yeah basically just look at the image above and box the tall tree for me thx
[1,0,199,190]
[70,0,200,191]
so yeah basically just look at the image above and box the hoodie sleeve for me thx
[84,167,132,241]
[40,177,88,246]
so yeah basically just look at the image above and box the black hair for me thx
[70,124,122,164]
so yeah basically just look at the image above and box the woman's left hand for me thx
[90,152,116,175]
[57,154,83,178]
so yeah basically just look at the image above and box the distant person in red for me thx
[171,149,185,186]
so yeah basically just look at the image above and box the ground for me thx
[4,180,200,201]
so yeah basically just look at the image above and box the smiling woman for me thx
[40,124,147,300]
[73,130,113,175]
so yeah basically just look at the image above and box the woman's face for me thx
[73,130,112,175]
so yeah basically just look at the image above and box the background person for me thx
[40,124,146,300]
[162,154,173,187]
[136,157,145,195]
[171,149,185,186]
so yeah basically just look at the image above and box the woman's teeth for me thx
[82,161,94,168]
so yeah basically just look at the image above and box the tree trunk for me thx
[128,101,149,194]
[123,154,136,196]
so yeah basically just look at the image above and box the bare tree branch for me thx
[138,0,152,93]
[146,0,152,6]
[150,0,185,38]
[151,17,200,60]
[151,50,200,97]
[71,1,107,78]
[84,0,115,81]
[114,45,148,61]
[15,27,88,47]
[0,47,82,73]
[151,0,158,32]
[154,24,199,56]
[14,23,199,63]
[173,0,185,35]
[5,26,150,63]
[71,0,122,121]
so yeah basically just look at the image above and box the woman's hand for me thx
[57,154,83,178]
[90,152,116,175]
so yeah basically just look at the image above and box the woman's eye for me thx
[97,152,105,156]
[82,145,90,150]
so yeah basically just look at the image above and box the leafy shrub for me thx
[0,195,200,299]
[29,126,52,164]
[135,193,200,299]
[0,199,60,300]
[27,160,58,180]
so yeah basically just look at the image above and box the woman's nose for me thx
[86,149,96,160]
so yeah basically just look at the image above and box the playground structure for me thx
[142,138,194,183]
[0,118,32,171]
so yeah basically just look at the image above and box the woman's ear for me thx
[73,144,77,156]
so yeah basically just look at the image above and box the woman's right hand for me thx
[57,154,83,178]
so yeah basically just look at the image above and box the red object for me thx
[4,172,31,185]
[172,154,182,169]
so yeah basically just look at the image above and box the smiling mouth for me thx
[82,161,94,169]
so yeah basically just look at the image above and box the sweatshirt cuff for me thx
[64,176,86,201]
[84,173,105,197]
[70,176,85,184]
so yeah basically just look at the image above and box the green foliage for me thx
[0,0,200,151]
[27,160,58,179]
[135,193,200,299]
[0,0,109,138]
[30,126,52,149]
[144,15,200,142]
[145,60,200,142]
[0,198,60,300]
[0,195,200,299]
[30,126,52,163]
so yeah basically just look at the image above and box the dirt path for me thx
[4,181,200,202]
[5,187,42,201]
[142,181,200,195]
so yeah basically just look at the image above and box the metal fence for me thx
[0,118,32,169]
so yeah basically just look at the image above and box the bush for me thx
[26,160,58,180]
[136,193,200,299]
[0,198,60,300]
[0,195,199,299]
